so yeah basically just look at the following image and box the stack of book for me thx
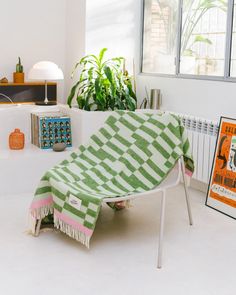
[31,111,72,149]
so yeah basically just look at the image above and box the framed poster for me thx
[206,117,236,219]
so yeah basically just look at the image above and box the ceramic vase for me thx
[9,128,25,150]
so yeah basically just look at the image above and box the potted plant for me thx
[67,48,137,111]
[13,57,24,83]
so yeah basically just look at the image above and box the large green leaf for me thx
[71,62,80,78]
[104,66,113,83]
[127,81,137,101]
[94,77,101,97]
[67,80,81,107]
[76,95,85,109]
[94,77,106,109]
[193,35,212,45]
[104,66,117,98]
[98,48,107,64]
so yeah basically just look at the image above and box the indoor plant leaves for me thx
[67,48,137,111]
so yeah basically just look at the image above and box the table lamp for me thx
[28,61,64,105]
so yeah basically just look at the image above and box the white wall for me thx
[137,75,236,121]
[85,0,236,121]
[64,0,86,99]
[0,0,66,101]
[86,0,141,72]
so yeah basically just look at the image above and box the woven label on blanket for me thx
[30,111,194,247]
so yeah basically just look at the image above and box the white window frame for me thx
[140,0,236,82]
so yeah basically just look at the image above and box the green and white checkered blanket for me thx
[30,111,194,247]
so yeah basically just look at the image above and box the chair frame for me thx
[103,156,193,268]
[33,156,193,268]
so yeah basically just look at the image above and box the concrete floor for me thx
[0,185,235,295]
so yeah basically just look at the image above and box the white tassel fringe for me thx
[54,215,90,248]
[29,205,90,248]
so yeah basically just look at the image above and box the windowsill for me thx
[138,72,236,83]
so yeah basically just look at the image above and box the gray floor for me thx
[0,185,235,295]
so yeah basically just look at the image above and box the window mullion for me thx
[175,0,183,75]
[224,0,234,78]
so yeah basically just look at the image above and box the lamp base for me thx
[35,101,57,106]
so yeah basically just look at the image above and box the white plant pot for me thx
[58,105,162,147]
[58,105,113,147]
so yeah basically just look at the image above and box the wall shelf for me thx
[0,82,57,103]
[0,82,56,86]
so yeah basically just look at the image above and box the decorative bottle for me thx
[9,129,25,150]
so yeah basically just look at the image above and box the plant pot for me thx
[13,72,24,83]
[58,106,113,146]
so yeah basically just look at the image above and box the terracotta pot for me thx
[13,72,24,83]
[9,128,25,150]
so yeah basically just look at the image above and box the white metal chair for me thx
[34,156,193,268]
[102,156,193,268]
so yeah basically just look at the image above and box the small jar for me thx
[9,129,25,150]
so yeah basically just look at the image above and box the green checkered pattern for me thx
[32,111,194,245]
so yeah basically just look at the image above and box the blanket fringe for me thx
[31,204,54,220]
[29,204,54,235]
[54,215,90,248]
[28,214,37,235]
[29,205,90,247]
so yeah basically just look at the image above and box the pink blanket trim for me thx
[185,168,193,177]
[30,196,92,237]
[30,196,53,210]
[54,209,93,237]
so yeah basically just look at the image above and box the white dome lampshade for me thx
[28,61,64,105]
[28,61,64,80]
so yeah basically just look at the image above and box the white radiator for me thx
[171,113,219,184]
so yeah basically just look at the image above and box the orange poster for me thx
[206,117,236,219]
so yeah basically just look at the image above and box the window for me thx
[180,0,227,76]
[142,0,179,74]
[230,1,236,76]
[142,0,236,80]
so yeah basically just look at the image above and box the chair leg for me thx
[157,189,166,269]
[180,157,193,226]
